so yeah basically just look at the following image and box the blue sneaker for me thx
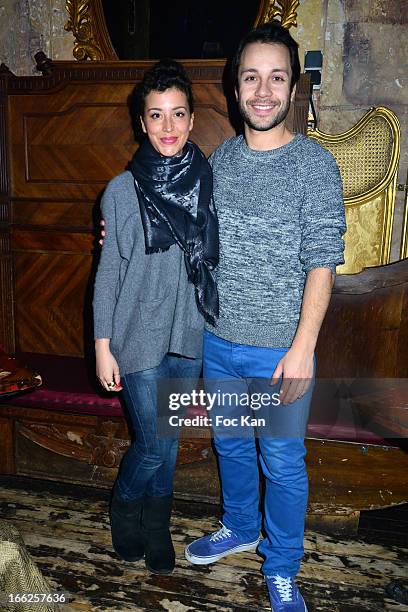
[265,575,308,611]
[185,522,260,565]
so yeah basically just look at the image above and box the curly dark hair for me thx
[231,21,301,92]
[134,59,194,117]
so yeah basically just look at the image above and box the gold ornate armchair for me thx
[308,107,401,274]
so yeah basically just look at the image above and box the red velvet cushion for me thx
[7,353,124,417]
[3,353,390,444]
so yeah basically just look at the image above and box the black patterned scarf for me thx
[129,138,219,325]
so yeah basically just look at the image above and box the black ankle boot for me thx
[143,494,175,574]
[110,486,144,562]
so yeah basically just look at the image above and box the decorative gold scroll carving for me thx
[65,0,117,60]
[254,0,300,29]
[84,421,129,468]
[65,0,103,60]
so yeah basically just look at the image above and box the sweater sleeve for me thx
[299,149,346,274]
[93,181,122,339]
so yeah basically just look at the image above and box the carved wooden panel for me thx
[12,201,94,228]
[17,419,129,467]
[305,438,408,511]
[0,68,15,354]
[0,403,216,492]
[14,251,92,355]
[3,402,408,510]
[0,417,15,473]
[9,85,136,200]
[23,105,134,183]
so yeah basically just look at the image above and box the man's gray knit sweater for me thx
[206,133,346,347]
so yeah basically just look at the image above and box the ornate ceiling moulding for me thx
[65,0,117,61]
[254,0,300,29]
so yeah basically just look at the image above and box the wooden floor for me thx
[0,477,407,612]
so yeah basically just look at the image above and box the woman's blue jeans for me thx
[116,353,202,500]
[204,330,314,577]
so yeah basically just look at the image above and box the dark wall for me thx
[102,0,260,59]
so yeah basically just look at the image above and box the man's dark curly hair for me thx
[134,59,194,117]
[231,21,301,92]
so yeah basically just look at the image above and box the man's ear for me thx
[189,112,194,132]
[290,84,297,104]
[140,116,147,133]
[235,86,239,101]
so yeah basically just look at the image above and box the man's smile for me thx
[248,101,279,113]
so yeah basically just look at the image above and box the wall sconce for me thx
[304,50,323,90]
[304,50,323,128]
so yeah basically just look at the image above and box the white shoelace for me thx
[209,522,232,542]
[267,575,293,602]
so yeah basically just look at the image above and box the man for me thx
[184,22,346,612]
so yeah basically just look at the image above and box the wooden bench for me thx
[1,273,408,534]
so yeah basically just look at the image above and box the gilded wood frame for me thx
[65,1,299,61]
[308,107,401,274]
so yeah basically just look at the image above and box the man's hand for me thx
[95,338,122,391]
[99,218,106,246]
[270,267,333,405]
[270,347,314,405]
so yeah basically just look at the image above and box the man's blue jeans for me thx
[204,330,314,577]
[117,353,202,500]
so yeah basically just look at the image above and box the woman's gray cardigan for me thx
[93,171,204,375]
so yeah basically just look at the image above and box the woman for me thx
[93,59,218,574]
